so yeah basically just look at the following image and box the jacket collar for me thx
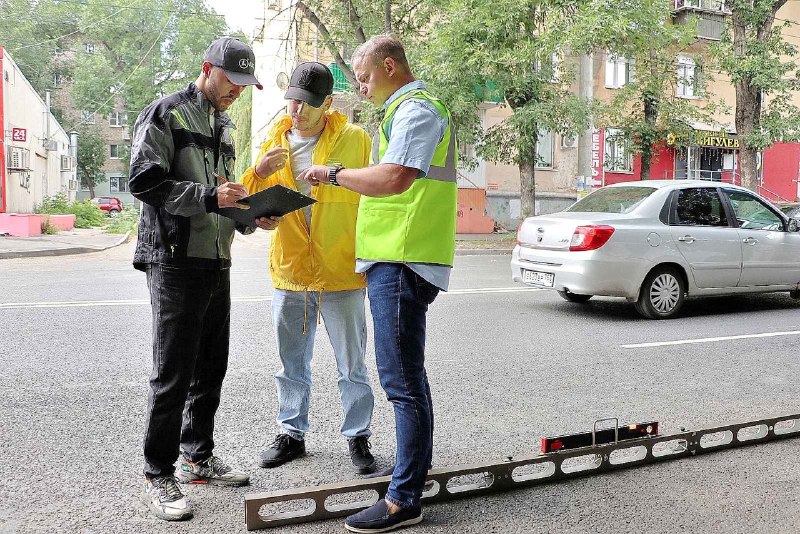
[269,110,348,144]
[187,83,233,128]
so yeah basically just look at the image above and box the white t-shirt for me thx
[286,130,320,227]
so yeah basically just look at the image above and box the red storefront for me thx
[598,126,800,202]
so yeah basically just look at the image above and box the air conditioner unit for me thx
[7,146,30,170]
[60,155,72,171]
[561,135,578,149]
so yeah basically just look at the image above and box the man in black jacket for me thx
[129,37,283,522]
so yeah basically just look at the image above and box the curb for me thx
[455,248,513,256]
[0,231,131,260]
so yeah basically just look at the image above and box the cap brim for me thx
[223,69,263,90]
[284,87,326,108]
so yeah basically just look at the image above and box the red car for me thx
[92,196,124,217]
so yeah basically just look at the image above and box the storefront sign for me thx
[591,128,604,186]
[11,128,26,142]
[695,130,739,149]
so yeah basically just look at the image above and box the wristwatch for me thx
[328,165,343,186]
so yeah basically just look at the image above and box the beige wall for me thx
[480,105,580,194]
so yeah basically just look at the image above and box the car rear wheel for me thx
[108,209,120,218]
[557,290,593,303]
[634,267,686,319]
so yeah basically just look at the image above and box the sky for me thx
[205,0,263,39]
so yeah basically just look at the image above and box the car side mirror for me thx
[789,218,799,232]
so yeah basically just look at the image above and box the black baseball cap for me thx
[284,62,334,107]
[203,37,262,90]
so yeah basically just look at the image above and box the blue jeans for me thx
[272,288,374,440]
[366,263,439,509]
[142,264,231,478]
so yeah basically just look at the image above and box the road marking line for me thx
[0,296,273,309]
[445,287,543,295]
[0,287,540,310]
[622,330,800,349]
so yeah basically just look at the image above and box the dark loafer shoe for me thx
[345,499,422,533]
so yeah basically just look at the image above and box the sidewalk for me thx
[0,228,513,259]
[0,227,130,259]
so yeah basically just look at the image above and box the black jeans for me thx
[142,264,231,478]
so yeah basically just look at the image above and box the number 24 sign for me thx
[12,128,27,142]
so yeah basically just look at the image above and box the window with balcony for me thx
[674,0,729,11]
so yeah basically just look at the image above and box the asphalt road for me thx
[1,231,799,533]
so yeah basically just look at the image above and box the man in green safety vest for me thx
[300,34,457,533]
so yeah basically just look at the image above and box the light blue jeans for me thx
[272,288,374,440]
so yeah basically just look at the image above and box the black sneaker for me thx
[348,436,377,474]
[140,476,193,521]
[176,455,250,486]
[258,433,306,468]
[345,499,422,533]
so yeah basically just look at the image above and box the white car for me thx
[511,180,800,319]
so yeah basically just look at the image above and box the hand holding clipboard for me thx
[218,184,316,228]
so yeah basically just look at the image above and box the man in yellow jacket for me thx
[241,62,377,474]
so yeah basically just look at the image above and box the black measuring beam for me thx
[541,421,659,453]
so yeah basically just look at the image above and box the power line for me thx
[10,3,129,51]
[58,10,174,135]
[42,0,225,17]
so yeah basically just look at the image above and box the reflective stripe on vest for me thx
[357,89,457,266]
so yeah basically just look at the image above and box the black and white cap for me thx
[203,37,263,90]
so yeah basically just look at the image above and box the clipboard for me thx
[218,184,317,226]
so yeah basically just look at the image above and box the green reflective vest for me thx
[356,89,458,266]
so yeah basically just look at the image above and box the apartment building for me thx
[49,40,133,206]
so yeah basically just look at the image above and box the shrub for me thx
[36,193,106,228]
[41,218,59,235]
[105,207,138,234]
[70,200,106,228]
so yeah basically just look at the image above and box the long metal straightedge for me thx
[244,414,800,530]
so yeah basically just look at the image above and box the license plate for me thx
[522,269,554,287]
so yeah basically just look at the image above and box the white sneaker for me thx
[141,476,193,521]
[176,455,250,486]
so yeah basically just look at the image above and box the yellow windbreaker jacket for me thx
[241,111,371,292]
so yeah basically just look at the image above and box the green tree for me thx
[227,86,253,178]
[291,0,440,87]
[564,0,717,180]
[1,0,227,127]
[711,0,800,191]
[420,0,590,217]
[76,126,107,198]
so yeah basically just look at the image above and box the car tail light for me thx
[569,225,615,251]
[515,222,524,245]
